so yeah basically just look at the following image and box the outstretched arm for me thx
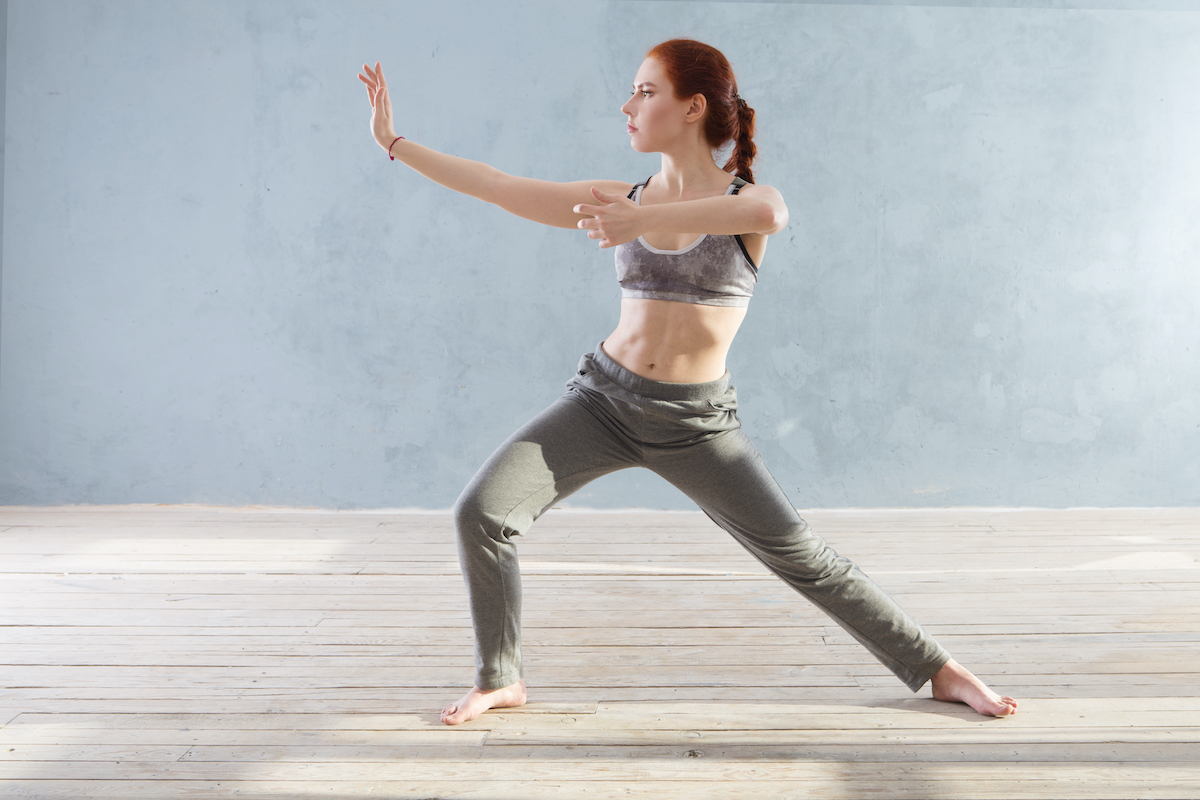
[358,62,630,230]
[574,184,789,248]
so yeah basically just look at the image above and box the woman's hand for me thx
[357,61,397,153]
[574,187,643,248]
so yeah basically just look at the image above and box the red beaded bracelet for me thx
[388,136,405,160]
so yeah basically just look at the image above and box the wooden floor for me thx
[1,506,1198,799]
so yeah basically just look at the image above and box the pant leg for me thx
[647,426,950,692]
[454,387,642,691]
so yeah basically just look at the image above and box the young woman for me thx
[358,40,1018,725]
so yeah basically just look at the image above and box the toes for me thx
[992,698,1017,717]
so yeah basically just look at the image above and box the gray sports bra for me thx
[614,176,759,308]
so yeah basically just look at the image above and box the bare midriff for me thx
[603,297,748,384]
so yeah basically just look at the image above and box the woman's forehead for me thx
[632,57,666,87]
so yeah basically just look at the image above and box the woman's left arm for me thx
[574,183,788,248]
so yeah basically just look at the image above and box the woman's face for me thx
[621,58,696,153]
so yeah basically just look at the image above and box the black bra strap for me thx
[627,177,652,200]
[733,234,758,272]
[730,176,756,270]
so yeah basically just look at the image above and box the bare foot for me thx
[930,658,1018,717]
[441,680,527,725]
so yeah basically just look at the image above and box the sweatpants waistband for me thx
[589,342,732,402]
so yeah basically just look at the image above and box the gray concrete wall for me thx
[1,0,1197,509]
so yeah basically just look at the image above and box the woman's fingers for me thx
[377,84,391,119]
[358,62,383,89]
[358,68,379,111]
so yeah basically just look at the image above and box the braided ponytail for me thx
[725,95,757,184]
[646,39,758,183]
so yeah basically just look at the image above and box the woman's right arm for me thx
[359,62,630,230]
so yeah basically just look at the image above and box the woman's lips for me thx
[627,124,637,133]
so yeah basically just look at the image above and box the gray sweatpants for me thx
[453,344,950,693]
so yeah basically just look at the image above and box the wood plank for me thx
[5,588,1198,611]
[172,742,1200,763]
[1,759,1198,782]
[2,627,1196,646]
[2,728,1196,750]
[6,645,1195,669]
[0,780,1195,800]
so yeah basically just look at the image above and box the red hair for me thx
[646,39,757,183]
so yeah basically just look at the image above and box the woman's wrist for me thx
[638,203,662,236]
[386,135,405,160]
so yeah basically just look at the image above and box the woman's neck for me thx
[655,148,733,199]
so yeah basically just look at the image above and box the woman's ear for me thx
[686,93,708,123]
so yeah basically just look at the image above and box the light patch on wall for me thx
[1154,396,1200,432]
[921,83,963,111]
[777,422,818,467]
[885,201,930,248]
[1098,364,1138,405]
[1069,260,1123,293]
[1020,378,1104,443]
[904,8,937,47]
[978,372,1006,412]
[1021,407,1101,444]
[770,342,820,386]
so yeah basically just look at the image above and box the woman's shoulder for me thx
[733,179,782,198]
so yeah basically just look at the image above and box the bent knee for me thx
[454,487,526,545]
[453,489,491,535]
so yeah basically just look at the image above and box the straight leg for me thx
[649,428,950,692]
